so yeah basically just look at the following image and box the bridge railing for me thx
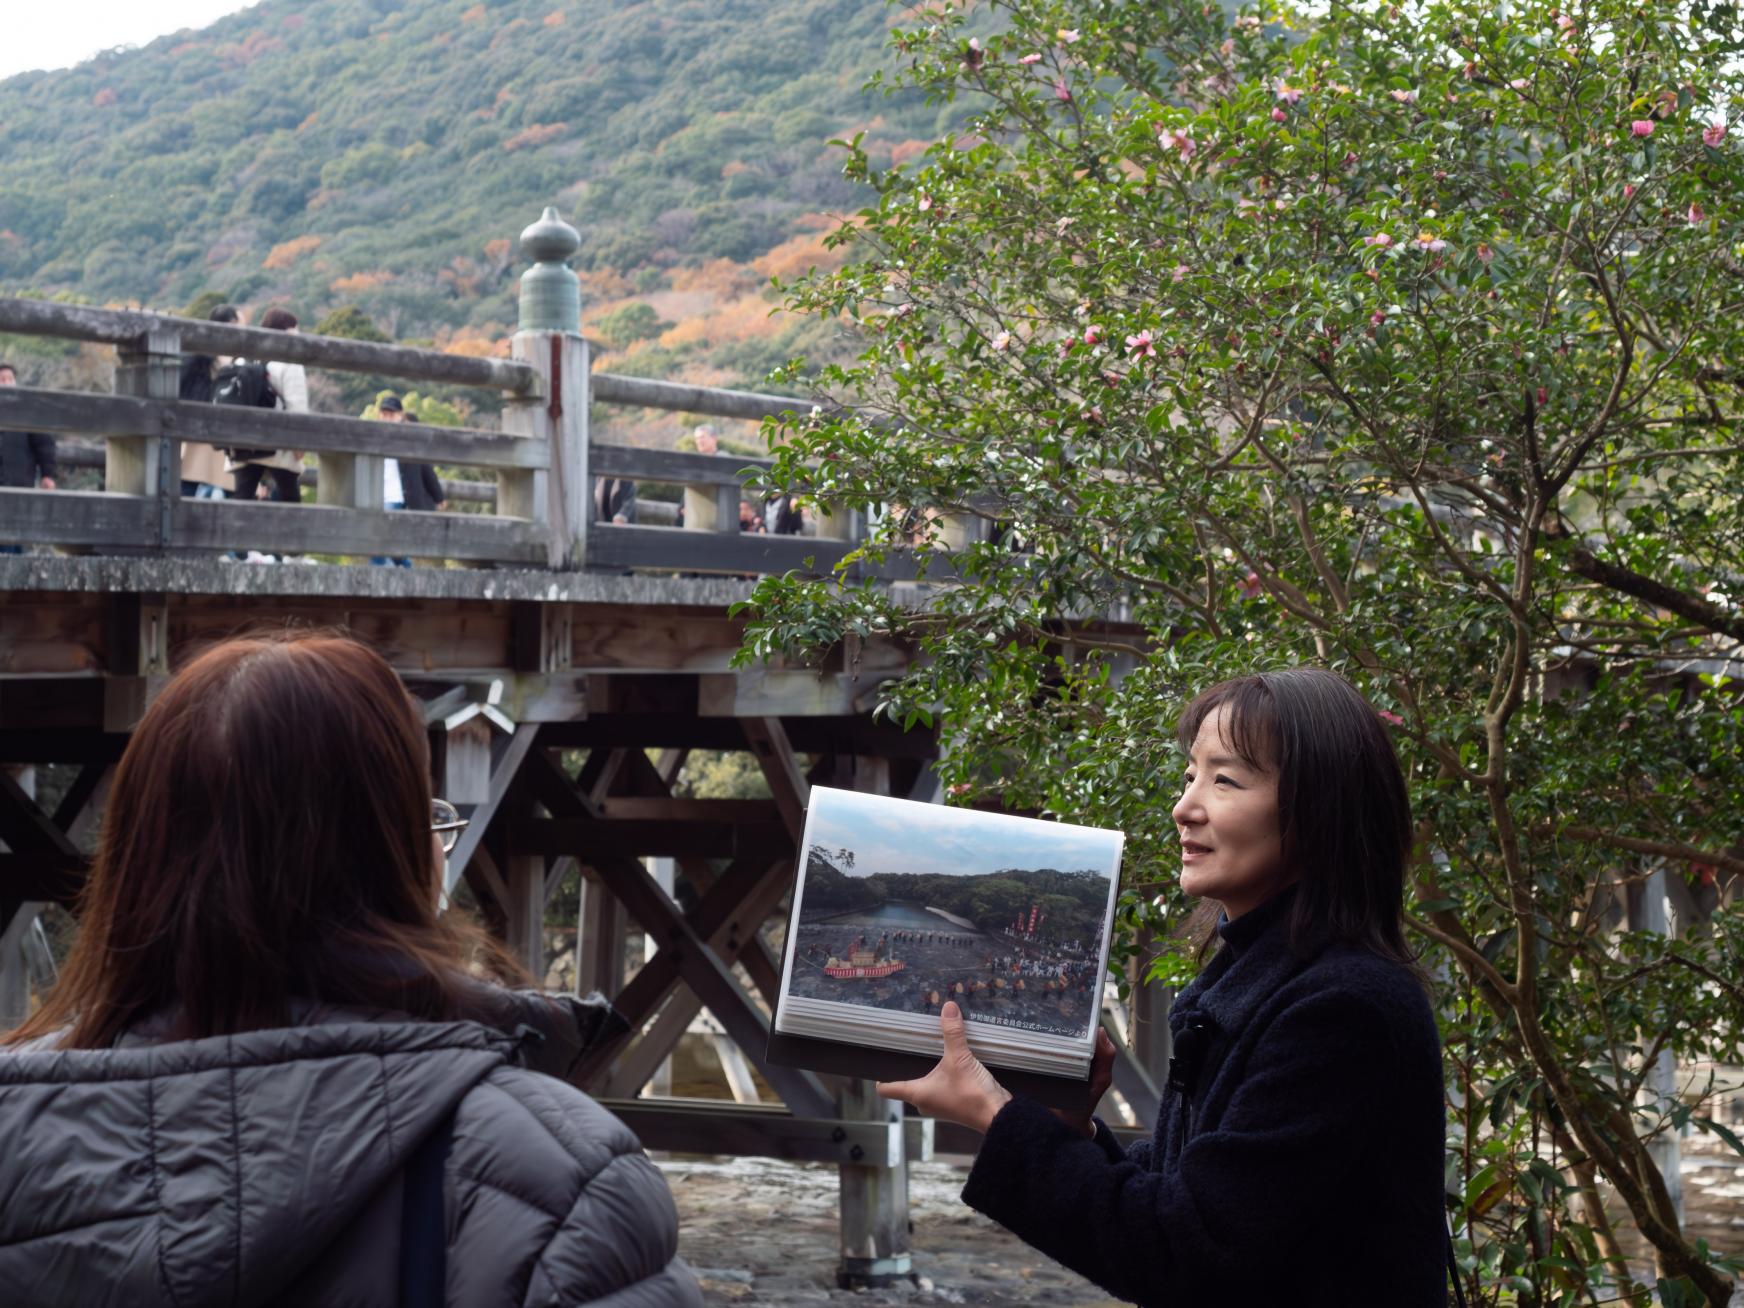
[0,208,910,574]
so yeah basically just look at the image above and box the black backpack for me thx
[212,359,279,462]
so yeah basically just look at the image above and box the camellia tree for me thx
[738,0,1744,1302]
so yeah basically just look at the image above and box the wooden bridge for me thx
[0,208,1165,1288]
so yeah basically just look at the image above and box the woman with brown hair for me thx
[0,633,700,1307]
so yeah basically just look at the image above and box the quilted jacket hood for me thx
[0,1018,520,1306]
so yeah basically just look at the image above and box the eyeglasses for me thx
[431,798,469,854]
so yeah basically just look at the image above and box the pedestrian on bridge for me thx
[0,362,56,556]
[177,303,239,500]
[227,305,309,507]
[878,667,1455,1308]
[0,633,701,1308]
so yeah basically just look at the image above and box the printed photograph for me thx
[784,789,1123,1040]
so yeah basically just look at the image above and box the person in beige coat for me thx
[178,303,239,498]
[227,306,308,503]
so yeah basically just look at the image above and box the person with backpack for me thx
[224,306,307,505]
[0,633,702,1308]
[177,304,240,499]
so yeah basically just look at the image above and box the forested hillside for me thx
[0,0,947,418]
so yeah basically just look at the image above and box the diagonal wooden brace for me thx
[521,750,830,1117]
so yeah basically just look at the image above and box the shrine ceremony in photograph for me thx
[784,789,1121,1041]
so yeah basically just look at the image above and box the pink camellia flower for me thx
[1125,329,1156,357]
[1413,232,1448,252]
[1476,243,1494,263]
[1370,310,1387,325]
[1688,201,1706,225]
[1172,264,1191,282]
[1462,61,1476,80]
[1536,386,1548,405]
[1054,79,1072,102]
[1703,121,1727,147]
[917,194,933,211]
[1083,324,1103,346]
[1363,232,1394,248]
[1376,709,1404,726]
[1389,88,1417,104]
[1623,183,1636,200]
[1342,150,1359,168]
[1275,80,1303,104]
[1509,78,1530,91]
[1161,128,1197,161]
[1057,27,1081,43]
[1080,405,1103,424]
[1272,106,1288,122]
[991,331,1012,352]
[1630,119,1655,137]
[1240,571,1263,599]
[1019,52,1044,65]
[1057,339,1074,359]
[1555,13,1575,31]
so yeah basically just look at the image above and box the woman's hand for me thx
[877,1002,1012,1133]
[1051,1027,1117,1138]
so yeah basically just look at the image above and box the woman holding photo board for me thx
[878,668,1454,1306]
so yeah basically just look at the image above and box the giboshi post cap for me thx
[520,206,580,264]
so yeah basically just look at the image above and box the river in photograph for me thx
[805,900,962,930]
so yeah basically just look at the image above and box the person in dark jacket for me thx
[596,475,637,523]
[879,668,1452,1307]
[0,362,57,489]
[0,362,56,555]
[0,633,701,1308]
[399,415,447,513]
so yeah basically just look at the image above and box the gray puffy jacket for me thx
[0,999,702,1307]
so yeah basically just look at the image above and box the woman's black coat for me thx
[962,890,1449,1306]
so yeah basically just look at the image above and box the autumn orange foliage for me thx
[543,10,565,26]
[753,232,848,281]
[890,139,932,165]
[504,122,567,151]
[658,295,786,350]
[669,258,759,297]
[331,271,392,294]
[459,3,485,19]
[92,88,117,108]
[263,235,323,270]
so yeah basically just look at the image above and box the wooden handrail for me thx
[0,297,539,394]
[0,386,547,471]
[590,443,775,486]
[589,372,814,423]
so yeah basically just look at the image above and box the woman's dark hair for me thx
[6,633,520,1049]
[1176,667,1419,972]
[259,307,298,331]
[208,304,240,324]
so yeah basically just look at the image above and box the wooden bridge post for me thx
[501,207,589,570]
[111,326,182,548]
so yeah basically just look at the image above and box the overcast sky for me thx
[2,2,258,81]
[802,787,1124,884]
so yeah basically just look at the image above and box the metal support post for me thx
[836,1077,914,1288]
